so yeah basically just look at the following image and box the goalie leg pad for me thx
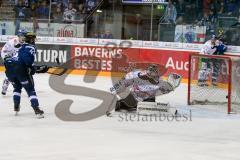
[115,93,138,112]
[137,102,177,115]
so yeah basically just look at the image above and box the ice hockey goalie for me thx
[108,64,182,114]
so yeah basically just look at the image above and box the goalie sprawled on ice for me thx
[107,64,182,116]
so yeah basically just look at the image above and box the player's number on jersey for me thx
[29,48,36,55]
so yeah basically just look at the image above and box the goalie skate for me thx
[197,80,209,87]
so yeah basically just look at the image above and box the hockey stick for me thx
[46,58,68,76]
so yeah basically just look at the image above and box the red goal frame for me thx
[187,54,233,114]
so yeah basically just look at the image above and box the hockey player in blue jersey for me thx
[197,35,227,86]
[4,32,44,118]
[211,38,227,85]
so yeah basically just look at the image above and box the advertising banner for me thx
[35,44,71,67]
[139,49,192,78]
[70,45,193,78]
[175,25,206,44]
[0,43,71,67]
[4,41,240,81]
[71,45,146,71]
[1,42,195,79]
[0,21,85,38]
[20,22,85,38]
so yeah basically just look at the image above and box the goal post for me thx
[187,53,240,114]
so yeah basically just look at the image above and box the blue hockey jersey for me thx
[214,41,227,55]
[14,43,36,67]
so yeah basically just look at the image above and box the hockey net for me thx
[188,54,240,114]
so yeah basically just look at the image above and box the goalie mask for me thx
[146,64,160,80]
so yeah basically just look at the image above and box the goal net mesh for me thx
[188,54,240,113]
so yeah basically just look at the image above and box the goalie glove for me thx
[34,65,50,73]
[167,73,182,89]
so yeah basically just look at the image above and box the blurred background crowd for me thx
[0,0,239,45]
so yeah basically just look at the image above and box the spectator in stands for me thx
[92,32,100,38]
[163,0,177,24]
[23,0,29,8]
[208,9,217,34]
[196,0,203,19]
[76,3,86,22]
[29,1,37,16]
[62,0,69,8]
[225,0,238,16]
[203,0,211,15]
[184,0,197,23]
[53,4,63,22]
[13,0,29,34]
[198,9,217,39]
[85,0,97,14]
[175,0,186,24]
[36,0,49,19]
[216,0,225,15]
[63,2,77,23]
[103,30,113,39]
[32,14,39,33]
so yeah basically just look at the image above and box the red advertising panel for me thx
[70,45,196,79]
[139,49,194,78]
[71,45,142,72]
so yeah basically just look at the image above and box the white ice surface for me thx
[0,72,240,160]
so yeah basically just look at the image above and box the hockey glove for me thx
[34,65,49,73]
[167,73,182,89]
[28,67,36,75]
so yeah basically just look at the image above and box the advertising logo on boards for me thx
[57,24,77,37]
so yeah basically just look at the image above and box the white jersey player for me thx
[108,64,182,113]
[63,3,77,23]
[200,38,217,55]
[198,36,217,86]
[1,29,26,95]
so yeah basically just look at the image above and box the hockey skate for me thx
[212,80,218,87]
[1,78,9,95]
[197,80,208,87]
[14,104,20,116]
[1,91,6,95]
[33,107,44,119]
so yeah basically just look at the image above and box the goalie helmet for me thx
[146,64,160,79]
